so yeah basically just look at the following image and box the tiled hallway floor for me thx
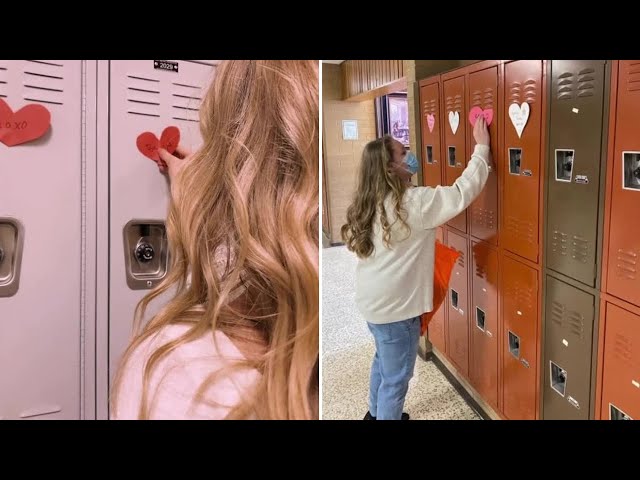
[322,245,481,420]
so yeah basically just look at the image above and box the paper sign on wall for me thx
[448,111,459,135]
[136,126,181,166]
[427,114,435,133]
[509,102,530,138]
[0,99,51,147]
[468,107,494,126]
[342,120,358,140]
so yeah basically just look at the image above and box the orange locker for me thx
[443,75,467,233]
[467,67,499,246]
[470,241,499,408]
[606,60,640,308]
[419,79,443,188]
[600,303,640,420]
[446,230,469,376]
[428,227,447,354]
[502,255,539,419]
[503,60,543,263]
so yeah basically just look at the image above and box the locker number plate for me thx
[154,60,178,72]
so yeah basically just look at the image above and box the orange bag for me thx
[420,240,460,336]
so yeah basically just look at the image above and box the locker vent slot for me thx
[23,64,65,106]
[572,236,590,264]
[509,79,538,103]
[551,301,565,326]
[552,230,569,256]
[567,310,585,340]
[26,60,63,67]
[616,249,637,280]
[613,333,634,369]
[557,71,574,100]
[127,75,160,117]
[577,68,595,98]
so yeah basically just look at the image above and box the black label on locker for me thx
[154,60,178,72]
[575,175,589,184]
[522,169,533,177]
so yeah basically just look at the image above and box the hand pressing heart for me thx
[468,107,493,127]
[0,98,51,147]
[136,126,181,165]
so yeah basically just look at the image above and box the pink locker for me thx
[0,60,86,419]
[104,61,217,406]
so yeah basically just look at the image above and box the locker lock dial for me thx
[135,242,155,263]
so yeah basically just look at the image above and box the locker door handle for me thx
[520,358,530,368]
[0,247,4,264]
[568,396,580,410]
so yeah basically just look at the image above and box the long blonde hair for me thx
[341,135,409,258]
[111,60,319,420]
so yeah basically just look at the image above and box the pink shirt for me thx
[112,324,260,420]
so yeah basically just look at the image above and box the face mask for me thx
[404,151,419,175]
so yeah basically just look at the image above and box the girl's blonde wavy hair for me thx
[111,60,319,420]
[341,135,409,258]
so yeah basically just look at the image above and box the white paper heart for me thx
[509,102,530,138]
[448,111,460,135]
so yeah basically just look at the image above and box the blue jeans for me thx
[367,316,421,420]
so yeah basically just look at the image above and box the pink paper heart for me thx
[468,107,493,127]
[427,114,435,133]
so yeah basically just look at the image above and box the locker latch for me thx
[123,220,169,290]
[0,217,24,298]
[567,396,580,410]
[623,152,640,190]
[555,149,574,182]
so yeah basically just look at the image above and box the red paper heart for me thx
[468,106,494,127]
[136,126,180,163]
[0,99,51,147]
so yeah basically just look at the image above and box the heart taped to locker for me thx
[0,98,51,147]
[136,126,181,166]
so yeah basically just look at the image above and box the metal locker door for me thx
[420,81,442,188]
[443,76,467,233]
[543,276,595,419]
[428,227,447,354]
[503,60,543,263]
[0,60,84,419]
[601,303,640,420]
[607,60,640,307]
[468,67,499,246]
[546,60,607,287]
[108,60,217,386]
[470,241,498,407]
[446,230,469,376]
[502,255,538,420]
